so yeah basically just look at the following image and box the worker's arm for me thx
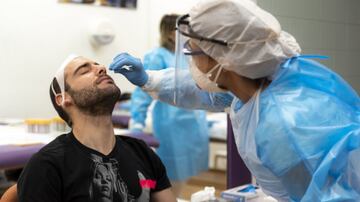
[144,68,234,112]
[110,53,234,112]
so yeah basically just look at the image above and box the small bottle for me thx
[25,119,51,134]
[52,117,67,132]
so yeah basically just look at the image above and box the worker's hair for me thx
[49,78,72,127]
[159,14,179,52]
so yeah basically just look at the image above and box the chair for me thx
[214,150,227,170]
[1,184,17,202]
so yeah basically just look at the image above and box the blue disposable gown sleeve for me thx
[251,57,360,201]
[143,68,234,112]
[130,87,153,127]
[130,50,167,126]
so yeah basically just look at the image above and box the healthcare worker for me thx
[129,14,209,196]
[110,0,360,201]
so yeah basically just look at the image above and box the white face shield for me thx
[51,54,79,105]
[174,14,229,103]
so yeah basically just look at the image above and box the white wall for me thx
[0,0,198,119]
[147,0,197,48]
[1,0,359,119]
[258,0,360,93]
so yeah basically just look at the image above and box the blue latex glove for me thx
[109,53,149,87]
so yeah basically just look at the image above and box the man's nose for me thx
[97,66,107,75]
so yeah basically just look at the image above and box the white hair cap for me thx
[189,0,301,79]
[51,54,79,104]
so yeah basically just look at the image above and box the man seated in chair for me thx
[15,55,176,202]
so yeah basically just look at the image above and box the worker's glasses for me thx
[183,40,205,56]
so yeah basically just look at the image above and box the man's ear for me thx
[55,94,72,107]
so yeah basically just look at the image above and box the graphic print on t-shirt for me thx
[89,154,135,202]
[136,171,151,201]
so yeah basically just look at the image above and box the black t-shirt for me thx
[18,132,171,202]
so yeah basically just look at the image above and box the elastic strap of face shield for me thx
[205,63,223,83]
[237,17,256,43]
[51,54,78,105]
[176,14,228,46]
[228,16,279,46]
[178,14,278,49]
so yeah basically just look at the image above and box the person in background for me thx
[115,92,132,112]
[112,92,132,128]
[129,14,209,197]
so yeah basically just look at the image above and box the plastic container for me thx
[52,117,68,132]
[191,186,217,202]
[25,119,51,134]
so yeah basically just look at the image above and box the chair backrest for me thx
[1,184,17,202]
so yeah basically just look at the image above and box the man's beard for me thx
[68,84,121,116]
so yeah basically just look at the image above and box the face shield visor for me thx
[174,14,228,103]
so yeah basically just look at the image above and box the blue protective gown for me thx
[130,47,209,181]
[144,56,360,201]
